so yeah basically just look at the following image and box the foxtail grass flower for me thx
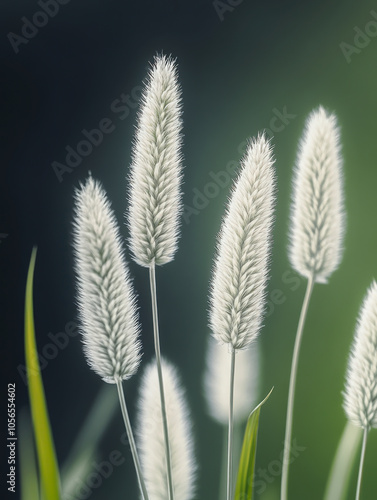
[127,54,184,500]
[281,106,346,500]
[137,359,196,500]
[209,134,275,500]
[343,281,377,500]
[204,338,260,425]
[128,54,183,267]
[209,134,275,350]
[344,281,377,430]
[73,175,149,500]
[289,106,345,284]
[72,175,141,383]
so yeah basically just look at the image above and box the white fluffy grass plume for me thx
[137,359,196,500]
[344,281,377,430]
[72,176,141,383]
[209,135,275,349]
[128,55,183,267]
[289,106,345,284]
[204,338,260,424]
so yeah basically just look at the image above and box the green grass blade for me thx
[61,449,96,500]
[234,388,273,500]
[25,247,61,500]
[324,421,362,500]
[61,385,118,498]
[19,408,39,500]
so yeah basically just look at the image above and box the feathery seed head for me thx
[72,176,141,383]
[289,106,345,283]
[128,54,183,267]
[344,281,377,430]
[204,338,260,424]
[137,359,196,500]
[209,134,276,349]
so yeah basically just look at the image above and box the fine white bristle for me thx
[204,338,260,425]
[72,176,141,383]
[289,106,345,284]
[344,281,377,430]
[128,54,183,267]
[137,359,196,500]
[209,134,276,350]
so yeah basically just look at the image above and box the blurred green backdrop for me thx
[2,0,377,499]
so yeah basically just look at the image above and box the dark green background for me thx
[2,0,377,499]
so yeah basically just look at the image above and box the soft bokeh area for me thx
[2,1,377,499]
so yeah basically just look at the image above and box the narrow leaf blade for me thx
[25,248,61,500]
[324,421,362,500]
[61,385,118,497]
[234,388,273,500]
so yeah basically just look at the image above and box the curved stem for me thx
[115,380,149,500]
[355,428,368,500]
[281,276,314,500]
[149,263,175,500]
[323,421,362,500]
[227,347,236,500]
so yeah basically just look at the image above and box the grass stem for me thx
[115,380,149,500]
[323,421,362,500]
[149,263,175,500]
[355,428,368,500]
[227,347,236,500]
[281,276,314,500]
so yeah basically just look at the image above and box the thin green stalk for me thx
[355,428,368,500]
[149,263,174,500]
[281,276,314,500]
[115,380,149,500]
[62,385,118,492]
[324,421,362,500]
[227,347,236,500]
[220,410,243,500]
